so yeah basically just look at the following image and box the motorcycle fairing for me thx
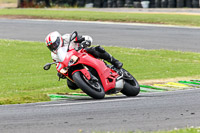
[56,49,120,92]
[72,68,91,80]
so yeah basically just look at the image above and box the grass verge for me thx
[0,39,200,104]
[94,127,200,133]
[1,8,200,27]
[152,127,200,133]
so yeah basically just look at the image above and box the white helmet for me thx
[45,31,63,52]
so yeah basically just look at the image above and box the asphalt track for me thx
[0,19,200,133]
[0,18,200,52]
[0,90,200,133]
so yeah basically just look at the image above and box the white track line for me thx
[38,88,199,107]
[6,18,200,29]
[39,97,144,107]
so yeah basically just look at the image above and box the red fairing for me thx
[56,63,64,72]
[56,48,119,93]
[76,50,118,92]
[56,49,78,74]
[72,69,91,80]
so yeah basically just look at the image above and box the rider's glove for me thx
[74,36,85,43]
[81,40,91,48]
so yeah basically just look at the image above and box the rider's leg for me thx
[85,46,123,69]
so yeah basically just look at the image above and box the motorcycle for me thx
[43,31,140,99]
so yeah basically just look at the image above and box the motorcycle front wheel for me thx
[72,71,105,99]
[67,79,78,90]
[121,69,140,96]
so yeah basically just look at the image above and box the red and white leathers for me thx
[45,31,123,70]
[45,31,93,63]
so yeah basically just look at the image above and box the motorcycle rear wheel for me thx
[121,69,140,96]
[72,71,105,99]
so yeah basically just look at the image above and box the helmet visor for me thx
[47,37,60,52]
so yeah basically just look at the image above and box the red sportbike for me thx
[44,31,140,99]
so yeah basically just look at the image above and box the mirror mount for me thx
[43,62,57,70]
[67,31,78,52]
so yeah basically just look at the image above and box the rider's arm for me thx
[74,35,93,44]
[82,35,93,44]
[51,52,60,62]
[62,33,93,50]
[62,33,93,44]
[74,35,93,49]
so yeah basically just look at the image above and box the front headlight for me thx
[68,55,79,66]
[60,55,78,74]
[60,67,68,74]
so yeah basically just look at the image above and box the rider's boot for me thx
[95,46,123,69]
[108,56,123,69]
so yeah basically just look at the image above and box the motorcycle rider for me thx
[45,31,123,67]
[45,31,123,82]
[45,31,123,90]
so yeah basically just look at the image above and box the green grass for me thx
[94,127,200,133]
[0,0,16,4]
[0,39,200,104]
[0,39,76,104]
[1,8,200,27]
[156,127,200,133]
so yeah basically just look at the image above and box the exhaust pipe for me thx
[115,79,124,92]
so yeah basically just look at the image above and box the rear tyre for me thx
[72,71,105,99]
[121,69,140,96]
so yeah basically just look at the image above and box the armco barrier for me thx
[75,0,200,8]
[28,0,200,8]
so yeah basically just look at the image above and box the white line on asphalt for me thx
[8,18,200,29]
[34,88,200,107]
[39,97,144,107]
[38,88,200,107]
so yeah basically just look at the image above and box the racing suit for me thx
[51,33,123,90]
[51,33,123,69]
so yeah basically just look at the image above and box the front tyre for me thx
[72,71,105,99]
[67,79,78,90]
[121,69,140,96]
